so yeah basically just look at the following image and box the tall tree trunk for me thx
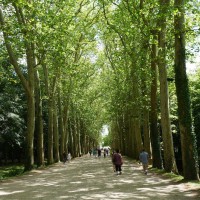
[34,70,44,167]
[131,67,143,159]
[129,116,143,159]
[139,0,151,157]
[158,0,177,173]
[53,98,60,162]
[117,116,125,153]
[124,111,131,156]
[143,110,151,155]
[25,81,35,170]
[68,118,73,156]
[58,87,65,160]
[141,49,151,156]
[150,32,163,169]
[42,63,54,164]
[0,8,35,171]
[47,98,54,164]
[129,118,137,158]
[42,61,57,164]
[72,109,77,157]
[63,104,69,153]
[134,117,143,158]
[111,120,120,150]
[174,0,199,180]
[76,115,81,156]
[80,121,85,154]
[24,45,35,171]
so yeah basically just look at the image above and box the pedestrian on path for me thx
[103,148,107,158]
[98,148,101,157]
[89,149,92,156]
[63,151,67,164]
[139,149,149,175]
[112,149,123,175]
[93,148,97,157]
[67,152,71,162]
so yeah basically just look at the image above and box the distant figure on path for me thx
[93,148,97,157]
[67,152,71,162]
[98,148,101,157]
[104,148,107,158]
[112,149,123,175]
[63,151,67,164]
[139,149,149,175]
[89,149,92,156]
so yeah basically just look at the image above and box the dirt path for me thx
[0,155,199,200]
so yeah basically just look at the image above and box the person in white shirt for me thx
[67,152,71,162]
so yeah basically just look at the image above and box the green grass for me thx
[150,167,183,181]
[149,167,200,186]
[0,165,24,180]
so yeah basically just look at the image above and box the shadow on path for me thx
[0,155,199,199]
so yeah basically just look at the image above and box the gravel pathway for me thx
[0,155,199,200]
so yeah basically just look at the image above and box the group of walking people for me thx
[89,148,110,157]
[112,148,149,175]
[63,148,149,175]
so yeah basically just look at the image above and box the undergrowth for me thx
[0,165,24,180]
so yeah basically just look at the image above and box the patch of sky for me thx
[101,124,109,137]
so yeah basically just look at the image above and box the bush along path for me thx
[0,154,199,200]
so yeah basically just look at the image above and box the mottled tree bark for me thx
[150,33,163,169]
[53,98,60,162]
[174,0,199,180]
[0,8,35,170]
[158,0,177,173]
[35,70,44,167]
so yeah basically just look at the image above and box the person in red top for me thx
[112,149,123,175]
